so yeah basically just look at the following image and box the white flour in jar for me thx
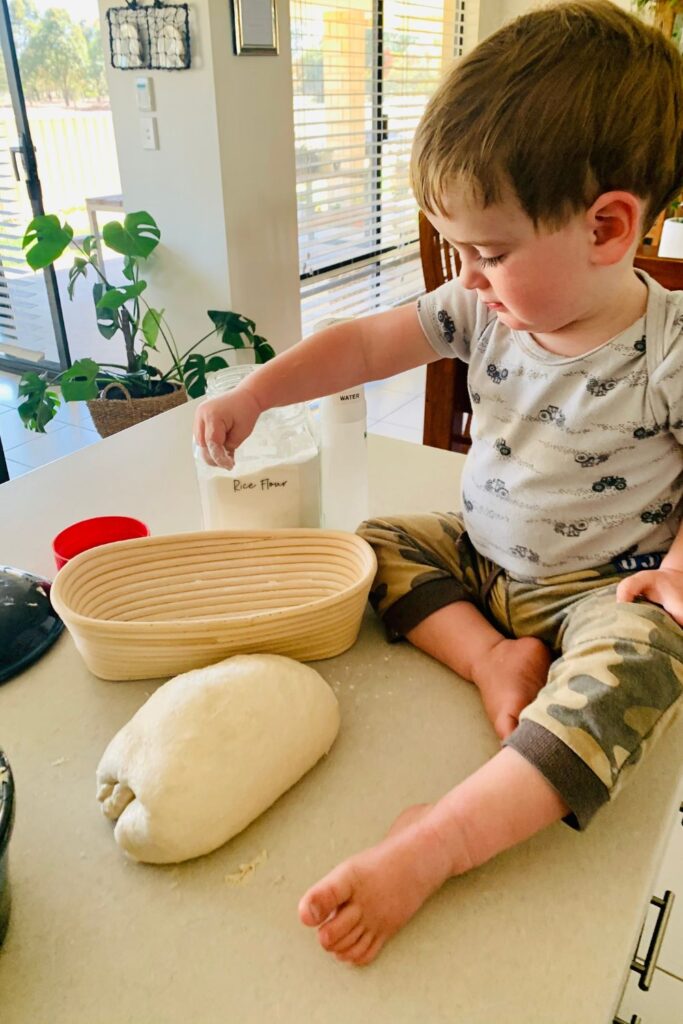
[198,449,321,530]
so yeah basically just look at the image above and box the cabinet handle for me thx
[630,890,675,991]
[613,1015,642,1024]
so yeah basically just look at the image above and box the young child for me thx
[194,0,683,967]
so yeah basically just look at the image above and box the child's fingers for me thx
[615,575,641,603]
[662,593,683,626]
[207,439,235,469]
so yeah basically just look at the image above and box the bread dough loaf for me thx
[96,654,340,863]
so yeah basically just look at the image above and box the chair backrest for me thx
[633,253,683,290]
[419,210,683,452]
[419,212,472,452]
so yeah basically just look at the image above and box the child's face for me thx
[425,191,595,336]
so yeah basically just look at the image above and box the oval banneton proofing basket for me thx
[50,530,377,680]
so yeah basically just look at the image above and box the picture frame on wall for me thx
[231,0,279,55]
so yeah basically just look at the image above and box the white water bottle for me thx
[320,384,368,532]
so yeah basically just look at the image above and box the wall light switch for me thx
[135,76,155,112]
[140,115,159,150]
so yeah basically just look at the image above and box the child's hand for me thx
[616,567,683,626]
[193,388,262,469]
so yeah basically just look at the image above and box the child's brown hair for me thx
[411,0,683,231]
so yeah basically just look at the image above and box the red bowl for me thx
[52,516,150,570]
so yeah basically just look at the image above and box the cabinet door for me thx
[617,966,683,1023]
[653,806,683,979]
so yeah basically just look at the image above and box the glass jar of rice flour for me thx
[193,365,321,530]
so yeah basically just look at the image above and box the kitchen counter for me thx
[0,399,681,1024]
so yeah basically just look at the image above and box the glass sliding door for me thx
[0,0,69,375]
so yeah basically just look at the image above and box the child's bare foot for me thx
[298,806,458,966]
[472,637,552,740]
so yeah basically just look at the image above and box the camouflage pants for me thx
[358,512,683,829]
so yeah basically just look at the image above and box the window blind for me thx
[290,0,467,337]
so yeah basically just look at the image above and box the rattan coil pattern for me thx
[50,530,377,680]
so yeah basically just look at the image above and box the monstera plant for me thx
[18,210,275,434]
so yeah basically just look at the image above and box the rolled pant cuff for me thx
[382,578,470,642]
[503,720,610,830]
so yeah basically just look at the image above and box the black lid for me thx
[0,566,64,685]
[0,751,14,858]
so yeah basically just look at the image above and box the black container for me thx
[0,750,14,947]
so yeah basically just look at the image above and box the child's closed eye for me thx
[477,254,506,269]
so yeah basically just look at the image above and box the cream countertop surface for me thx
[0,399,681,1024]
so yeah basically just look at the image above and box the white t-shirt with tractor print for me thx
[417,270,683,579]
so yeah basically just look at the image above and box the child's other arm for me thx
[616,521,683,625]
[194,303,438,466]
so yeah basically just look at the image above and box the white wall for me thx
[98,0,301,367]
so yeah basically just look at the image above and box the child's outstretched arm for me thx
[194,303,437,467]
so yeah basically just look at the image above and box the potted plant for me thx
[17,210,275,437]
[656,196,683,258]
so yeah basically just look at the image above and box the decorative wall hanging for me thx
[107,1,191,71]
[231,0,279,55]
[108,5,147,68]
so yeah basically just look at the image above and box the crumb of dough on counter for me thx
[225,850,268,885]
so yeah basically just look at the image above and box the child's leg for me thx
[358,515,552,738]
[406,602,552,739]
[299,576,683,966]
[299,746,568,966]
[504,583,683,828]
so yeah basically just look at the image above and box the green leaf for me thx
[96,281,147,311]
[102,211,160,259]
[17,371,60,432]
[93,283,119,339]
[122,255,137,282]
[183,353,228,398]
[142,307,163,349]
[208,310,256,346]
[253,335,276,363]
[67,257,88,300]
[60,358,100,401]
[22,215,73,270]
[81,235,97,259]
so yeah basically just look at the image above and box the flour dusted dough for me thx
[96,654,340,863]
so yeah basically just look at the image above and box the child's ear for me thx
[586,191,644,265]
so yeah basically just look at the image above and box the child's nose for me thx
[459,258,488,291]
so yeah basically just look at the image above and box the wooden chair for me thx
[419,210,683,452]
[419,211,470,453]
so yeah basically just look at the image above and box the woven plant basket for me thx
[50,529,377,681]
[86,382,188,438]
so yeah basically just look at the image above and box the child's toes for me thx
[353,936,384,967]
[327,921,366,954]
[318,903,362,950]
[335,930,376,964]
[299,866,354,927]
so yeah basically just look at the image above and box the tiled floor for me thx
[0,371,100,480]
[0,366,427,480]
